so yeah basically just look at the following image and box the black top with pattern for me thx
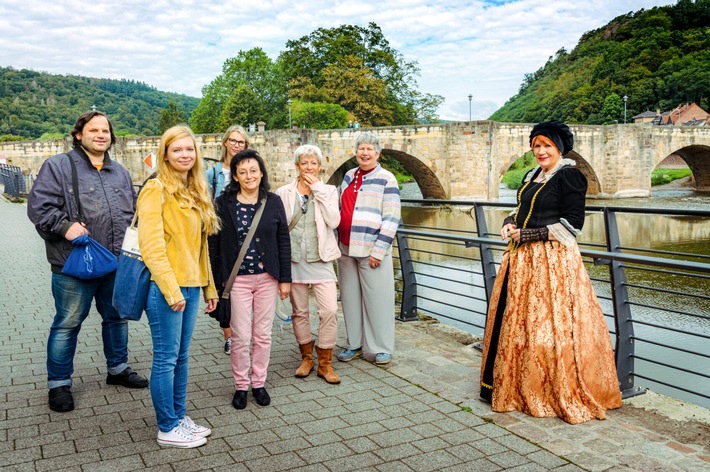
[235,202,265,275]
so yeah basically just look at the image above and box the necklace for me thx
[237,192,258,205]
[351,169,362,193]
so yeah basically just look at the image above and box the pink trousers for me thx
[290,281,338,349]
[229,273,278,390]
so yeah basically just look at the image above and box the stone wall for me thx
[2,122,709,199]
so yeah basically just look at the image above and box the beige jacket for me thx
[276,178,341,262]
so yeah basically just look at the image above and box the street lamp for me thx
[623,95,628,124]
[91,104,97,112]
[287,99,292,129]
[468,94,473,121]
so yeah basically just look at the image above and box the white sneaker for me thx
[157,424,207,448]
[179,415,212,437]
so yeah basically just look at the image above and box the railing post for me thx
[604,208,643,398]
[396,231,419,321]
[473,203,496,301]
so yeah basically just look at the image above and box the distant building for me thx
[634,103,709,126]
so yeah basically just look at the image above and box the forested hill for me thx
[490,0,710,124]
[0,66,200,139]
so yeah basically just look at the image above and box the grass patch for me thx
[651,168,692,186]
[502,166,535,190]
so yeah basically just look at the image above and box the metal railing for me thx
[393,199,710,407]
[0,163,32,199]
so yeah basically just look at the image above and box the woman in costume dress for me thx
[479,120,622,424]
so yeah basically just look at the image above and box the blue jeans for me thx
[145,282,200,432]
[48,272,129,389]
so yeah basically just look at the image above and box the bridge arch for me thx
[654,145,710,192]
[498,150,601,196]
[326,149,447,199]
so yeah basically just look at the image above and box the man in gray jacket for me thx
[28,111,148,412]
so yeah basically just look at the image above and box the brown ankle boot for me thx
[315,346,341,384]
[295,341,315,378]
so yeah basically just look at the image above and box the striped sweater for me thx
[339,164,401,259]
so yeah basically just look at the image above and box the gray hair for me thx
[354,132,381,154]
[293,144,323,165]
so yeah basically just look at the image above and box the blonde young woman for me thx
[205,125,250,355]
[138,125,220,448]
[276,145,341,384]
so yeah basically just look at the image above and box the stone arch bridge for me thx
[3,121,709,199]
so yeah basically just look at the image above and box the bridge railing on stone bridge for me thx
[392,200,710,408]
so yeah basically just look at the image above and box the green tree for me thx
[280,23,443,125]
[291,100,348,129]
[192,48,287,133]
[601,93,624,124]
[159,100,186,133]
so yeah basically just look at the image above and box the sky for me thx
[0,0,675,121]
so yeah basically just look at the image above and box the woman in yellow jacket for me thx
[137,125,220,448]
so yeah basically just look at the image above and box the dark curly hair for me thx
[224,149,270,200]
[70,111,116,149]
[529,120,574,155]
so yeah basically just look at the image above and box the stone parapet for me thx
[2,122,709,198]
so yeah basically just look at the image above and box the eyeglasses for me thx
[227,138,247,147]
[300,195,308,214]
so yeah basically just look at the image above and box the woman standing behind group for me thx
[205,125,250,355]
[276,145,341,384]
[138,125,219,448]
[210,149,291,410]
[479,120,622,424]
[337,132,401,365]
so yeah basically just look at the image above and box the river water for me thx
[399,182,710,408]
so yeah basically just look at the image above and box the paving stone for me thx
[402,449,463,472]
[1,197,707,472]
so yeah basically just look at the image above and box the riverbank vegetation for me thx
[651,168,693,186]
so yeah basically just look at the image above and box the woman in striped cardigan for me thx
[336,132,401,365]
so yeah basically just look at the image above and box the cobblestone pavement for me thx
[1,195,708,471]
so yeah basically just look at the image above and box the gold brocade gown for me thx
[480,239,622,424]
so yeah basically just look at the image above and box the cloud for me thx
[0,0,673,121]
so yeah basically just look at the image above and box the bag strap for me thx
[221,197,267,300]
[288,192,312,232]
[67,154,85,223]
[131,178,164,229]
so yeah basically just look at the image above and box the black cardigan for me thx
[209,192,291,289]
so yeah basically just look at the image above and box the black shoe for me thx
[48,386,74,412]
[106,367,149,389]
[232,390,248,410]
[252,387,270,406]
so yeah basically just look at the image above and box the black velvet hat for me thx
[529,120,574,155]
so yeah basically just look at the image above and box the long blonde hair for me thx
[156,125,221,234]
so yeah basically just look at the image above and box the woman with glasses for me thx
[275,145,341,384]
[209,149,291,410]
[205,125,250,355]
